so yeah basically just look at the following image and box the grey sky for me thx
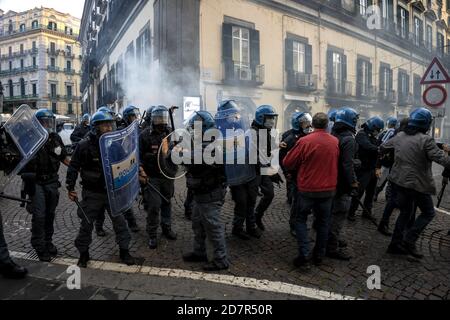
[0,0,85,18]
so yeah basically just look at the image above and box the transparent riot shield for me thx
[0,104,48,193]
[99,121,140,217]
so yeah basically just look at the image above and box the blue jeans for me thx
[0,211,12,264]
[295,193,334,258]
[391,183,436,247]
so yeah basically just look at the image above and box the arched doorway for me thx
[284,101,310,131]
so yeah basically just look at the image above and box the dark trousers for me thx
[184,187,195,215]
[231,177,259,231]
[144,178,174,238]
[96,207,137,230]
[380,181,397,226]
[255,175,275,218]
[75,190,131,253]
[295,193,334,258]
[390,183,436,247]
[289,181,298,229]
[328,194,351,253]
[0,211,11,264]
[349,169,377,216]
[30,182,60,253]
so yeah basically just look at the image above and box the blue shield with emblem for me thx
[1,104,49,192]
[99,121,140,217]
[214,101,256,186]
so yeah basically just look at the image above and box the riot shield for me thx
[0,104,48,193]
[215,107,256,186]
[99,121,140,217]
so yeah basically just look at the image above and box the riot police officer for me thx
[347,116,384,222]
[21,109,69,262]
[139,106,177,249]
[141,106,155,131]
[182,111,229,271]
[119,105,141,130]
[70,114,90,144]
[66,111,136,268]
[252,105,281,231]
[279,112,312,236]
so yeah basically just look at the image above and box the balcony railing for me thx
[357,85,377,100]
[0,24,78,39]
[49,94,61,100]
[287,72,318,91]
[378,90,397,103]
[4,94,39,101]
[64,68,75,75]
[0,66,39,75]
[326,78,353,96]
[47,66,60,72]
[398,92,414,105]
[223,61,265,86]
[64,95,80,101]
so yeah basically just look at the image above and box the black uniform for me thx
[66,131,131,254]
[22,132,67,258]
[70,124,90,144]
[184,144,229,269]
[348,127,379,220]
[139,127,176,241]
[279,129,306,231]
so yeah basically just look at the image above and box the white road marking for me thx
[10,251,360,300]
[435,207,450,216]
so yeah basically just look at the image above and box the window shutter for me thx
[342,54,347,81]
[379,67,385,91]
[326,50,333,80]
[305,44,312,75]
[368,61,373,88]
[222,23,233,62]
[250,29,260,67]
[285,39,294,72]
[398,72,402,94]
[356,59,363,96]
[406,74,410,94]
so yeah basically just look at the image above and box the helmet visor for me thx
[152,111,169,125]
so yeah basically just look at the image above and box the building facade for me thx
[0,7,82,118]
[80,0,450,138]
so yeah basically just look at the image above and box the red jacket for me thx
[283,129,339,193]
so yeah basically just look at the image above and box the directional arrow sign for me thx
[421,57,450,85]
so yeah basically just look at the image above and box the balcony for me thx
[0,24,78,39]
[223,61,265,86]
[64,68,75,75]
[63,51,75,59]
[326,78,353,97]
[47,66,60,72]
[49,94,61,100]
[398,92,414,106]
[357,85,377,100]
[378,90,397,103]
[286,71,317,91]
[4,94,39,101]
[0,66,39,76]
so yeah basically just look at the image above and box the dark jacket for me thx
[66,131,106,192]
[250,121,276,176]
[70,124,90,144]
[381,131,450,195]
[332,124,358,195]
[355,128,379,171]
[23,132,67,185]
[279,129,306,176]
[139,127,176,179]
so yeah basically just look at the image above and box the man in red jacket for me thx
[283,113,340,268]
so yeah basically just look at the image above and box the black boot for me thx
[128,221,140,233]
[402,242,424,259]
[347,211,356,222]
[77,251,90,268]
[47,243,58,257]
[96,228,107,237]
[232,228,251,240]
[203,262,229,272]
[326,249,352,261]
[119,249,136,266]
[378,223,392,236]
[247,227,262,239]
[37,250,51,262]
[362,209,377,223]
[162,226,177,240]
[255,214,265,231]
[183,252,208,263]
[0,260,28,279]
[148,238,157,249]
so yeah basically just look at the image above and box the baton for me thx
[168,106,179,132]
[0,192,31,204]
[437,178,448,208]
[146,182,170,204]
[73,197,91,225]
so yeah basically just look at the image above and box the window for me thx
[8,79,13,97]
[33,57,36,67]
[20,59,24,70]
[136,27,151,64]
[232,26,250,73]
[398,71,410,103]
[68,103,73,114]
[20,24,25,32]
[50,58,56,67]
[293,41,306,73]
[327,50,347,94]
[8,47,12,56]
[359,0,368,16]
[65,26,68,34]
[66,60,71,71]
[32,41,37,50]
[20,78,25,96]
[414,75,422,102]
[380,0,393,29]
[52,102,57,114]
[32,20,38,29]
[66,45,72,54]
[437,32,445,55]
[50,84,57,97]
[48,21,57,31]
[379,64,393,97]
[9,61,12,71]
[66,85,72,98]
[426,25,433,50]
[398,6,409,39]
[357,58,372,97]
[414,18,423,46]
[50,42,56,53]
[32,83,37,96]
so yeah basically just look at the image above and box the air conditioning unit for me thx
[238,67,252,81]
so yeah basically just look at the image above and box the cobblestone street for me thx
[1,167,450,300]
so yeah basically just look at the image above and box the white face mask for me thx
[303,127,313,135]
[264,118,276,129]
